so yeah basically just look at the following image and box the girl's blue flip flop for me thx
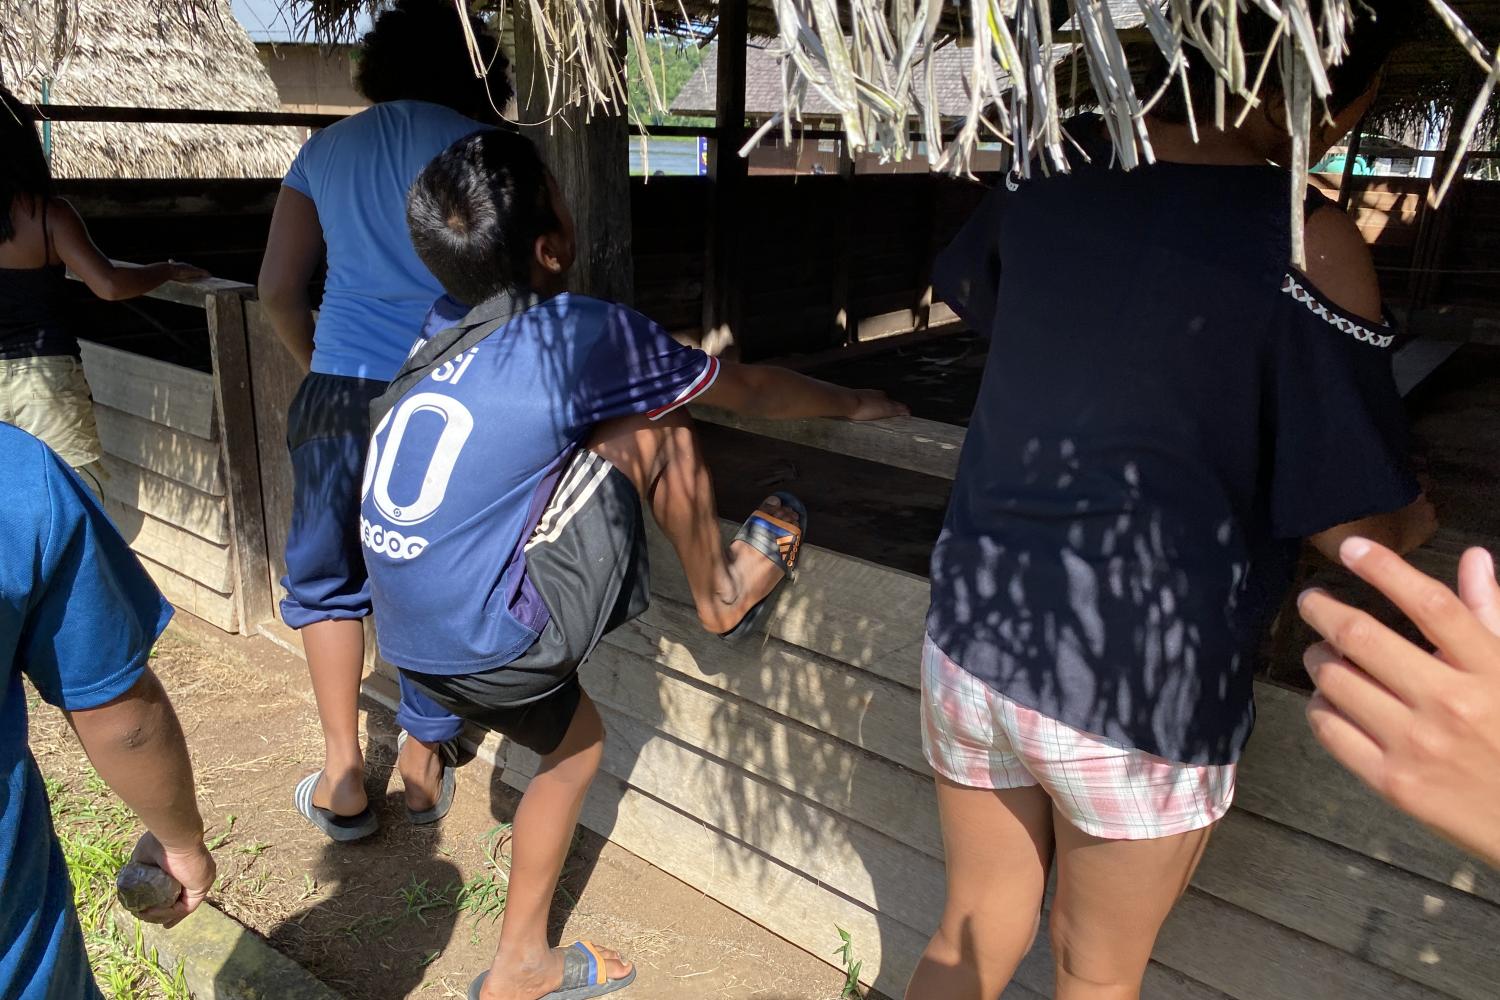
[720,492,807,643]
[468,941,636,1000]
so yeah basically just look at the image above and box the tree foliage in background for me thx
[626,35,711,128]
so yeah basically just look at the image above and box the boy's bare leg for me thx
[479,693,632,1000]
[397,736,444,812]
[588,410,793,634]
[302,618,368,815]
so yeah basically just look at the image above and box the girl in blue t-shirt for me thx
[257,0,509,842]
[907,4,1434,998]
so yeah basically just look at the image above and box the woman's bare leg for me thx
[1049,814,1214,1000]
[905,779,1054,1000]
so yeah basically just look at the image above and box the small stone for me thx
[116,862,181,913]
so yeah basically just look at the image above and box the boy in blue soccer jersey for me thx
[363,130,906,1000]
[0,425,216,1000]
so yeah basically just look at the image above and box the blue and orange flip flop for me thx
[720,491,807,643]
[468,941,636,999]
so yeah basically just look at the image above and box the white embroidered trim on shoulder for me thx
[1280,273,1395,348]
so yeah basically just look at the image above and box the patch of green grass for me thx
[203,814,236,852]
[235,841,270,860]
[48,770,191,1000]
[396,877,459,926]
[455,871,509,924]
[833,926,864,999]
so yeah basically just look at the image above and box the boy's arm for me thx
[696,360,909,422]
[257,187,323,373]
[66,670,215,926]
[25,442,214,928]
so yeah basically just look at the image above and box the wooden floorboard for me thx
[79,339,216,439]
[104,499,234,593]
[95,404,225,496]
[100,456,230,545]
[586,637,942,858]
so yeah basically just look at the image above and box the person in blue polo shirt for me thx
[257,0,510,841]
[0,424,215,999]
[365,130,907,1000]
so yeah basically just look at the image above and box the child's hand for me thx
[846,389,910,421]
[1299,540,1500,867]
[167,261,211,282]
[127,832,216,928]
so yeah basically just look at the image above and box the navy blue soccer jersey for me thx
[360,293,718,674]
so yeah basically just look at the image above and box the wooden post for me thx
[1336,120,1366,212]
[1408,84,1478,308]
[830,136,856,346]
[701,0,749,355]
[513,12,635,303]
[204,288,275,634]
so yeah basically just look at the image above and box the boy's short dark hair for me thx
[355,0,512,118]
[407,130,561,306]
[1146,0,1416,124]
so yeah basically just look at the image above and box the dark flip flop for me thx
[468,941,636,1000]
[293,771,379,842]
[719,491,807,643]
[397,731,461,825]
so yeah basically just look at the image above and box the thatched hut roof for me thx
[0,0,301,179]
[3,1,1496,195]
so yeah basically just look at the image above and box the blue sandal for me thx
[719,492,807,643]
[468,941,636,999]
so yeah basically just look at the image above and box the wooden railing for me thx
[71,269,273,634]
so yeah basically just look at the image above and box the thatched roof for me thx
[264,3,1494,182]
[3,1,1497,209]
[0,0,301,179]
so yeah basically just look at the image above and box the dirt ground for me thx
[30,617,866,1000]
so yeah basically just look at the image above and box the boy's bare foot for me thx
[310,763,368,817]
[712,495,800,633]
[479,943,633,1000]
[398,736,444,812]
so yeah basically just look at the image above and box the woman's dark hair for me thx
[0,84,53,244]
[407,130,561,305]
[355,0,513,117]
[1146,0,1416,125]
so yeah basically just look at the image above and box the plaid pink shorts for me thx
[920,636,1236,840]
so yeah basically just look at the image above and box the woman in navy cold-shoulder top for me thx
[905,4,1434,999]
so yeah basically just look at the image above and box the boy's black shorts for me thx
[399,450,650,756]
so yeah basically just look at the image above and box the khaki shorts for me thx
[0,355,107,496]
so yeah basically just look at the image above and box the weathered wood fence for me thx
[77,276,270,634]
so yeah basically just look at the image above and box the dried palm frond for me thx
[4,0,1497,247]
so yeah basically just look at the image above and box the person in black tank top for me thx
[0,86,206,494]
[906,4,1433,999]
